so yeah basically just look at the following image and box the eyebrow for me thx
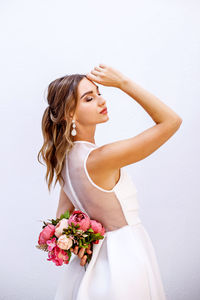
[80,84,99,100]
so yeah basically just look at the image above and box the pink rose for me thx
[38,224,55,245]
[90,220,105,236]
[47,245,69,266]
[55,219,69,238]
[57,235,73,250]
[68,210,90,231]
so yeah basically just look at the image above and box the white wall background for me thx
[0,0,199,299]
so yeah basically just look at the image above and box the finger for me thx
[86,73,95,81]
[90,69,100,76]
[86,73,101,84]
[99,63,106,68]
[94,66,104,72]
[87,243,91,250]
[80,255,87,266]
[78,247,85,259]
[86,249,92,254]
[85,244,92,254]
[73,246,79,255]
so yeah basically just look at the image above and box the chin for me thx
[100,114,109,123]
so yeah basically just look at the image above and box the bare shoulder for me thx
[86,147,120,191]
[88,119,182,171]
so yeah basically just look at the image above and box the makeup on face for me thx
[80,84,100,101]
[100,107,108,114]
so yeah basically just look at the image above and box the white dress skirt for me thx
[54,141,167,300]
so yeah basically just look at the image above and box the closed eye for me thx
[86,93,102,101]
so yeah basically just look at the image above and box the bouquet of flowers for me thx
[36,209,105,271]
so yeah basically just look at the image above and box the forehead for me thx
[77,77,98,96]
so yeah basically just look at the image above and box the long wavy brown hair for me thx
[37,74,86,192]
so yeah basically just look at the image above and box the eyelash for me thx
[86,93,102,102]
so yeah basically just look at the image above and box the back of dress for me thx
[55,140,167,300]
[61,140,141,232]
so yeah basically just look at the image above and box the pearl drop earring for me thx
[71,120,77,136]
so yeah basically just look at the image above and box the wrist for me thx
[117,75,130,90]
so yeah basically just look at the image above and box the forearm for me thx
[56,206,75,219]
[119,77,182,125]
[56,188,75,219]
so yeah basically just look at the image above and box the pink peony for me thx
[90,220,105,236]
[57,235,73,250]
[38,224,55,245]
[47,245,69,266]
[68,210,90,231]
[55,219,69,238]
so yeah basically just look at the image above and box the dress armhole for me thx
[83,148,123,193]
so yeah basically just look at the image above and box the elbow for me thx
[170,117,183,135]
[163,116,183,134]
[176,117,183,128]
[171,116,183,128]
[176,114,183,123]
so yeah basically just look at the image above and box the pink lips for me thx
[100,108,108,114]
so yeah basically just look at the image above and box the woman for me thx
[38,64,182,299]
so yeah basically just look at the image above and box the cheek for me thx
[77,103,97,123]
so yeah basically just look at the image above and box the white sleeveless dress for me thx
[54,141,167,300]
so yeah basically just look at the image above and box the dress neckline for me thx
[73,140,96,146]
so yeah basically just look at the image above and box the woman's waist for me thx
[104,210,142,233]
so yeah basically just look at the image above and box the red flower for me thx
[38,224,55,245]
[47,245,69,266]
[93,240,99,244]
[90,220,105,235]
[68,210,91,231]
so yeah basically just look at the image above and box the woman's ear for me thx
[68,111,74,121]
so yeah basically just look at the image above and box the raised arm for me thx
[86,64,182,171]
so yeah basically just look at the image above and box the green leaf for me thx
[94,233,101,237]
[66,249,72,260]
[59,209,70,220]
[65,210,70,219]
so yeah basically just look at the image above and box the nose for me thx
[98,95,106,106]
